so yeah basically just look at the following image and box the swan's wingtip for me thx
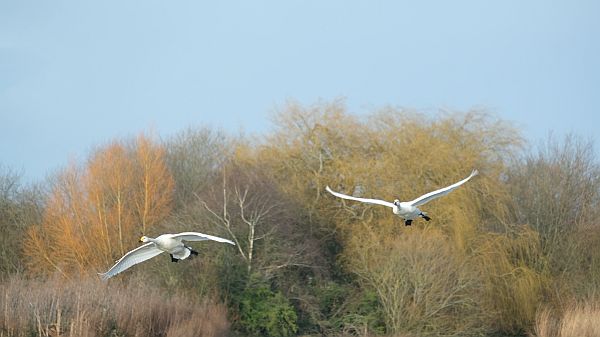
[472,169,479,176]
[325,185,332,192]
[97,272,110,281]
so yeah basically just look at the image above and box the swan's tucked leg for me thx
[404,219,413,226]
[419,212,431,221]
[170,254,179,263]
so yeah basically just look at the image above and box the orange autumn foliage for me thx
[24,134,174,277]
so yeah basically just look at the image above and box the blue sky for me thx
[1,1,599,182]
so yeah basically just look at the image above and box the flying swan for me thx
[99,232,235,280]
[325,170,478,226]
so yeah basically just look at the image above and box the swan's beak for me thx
[139,237,144,242]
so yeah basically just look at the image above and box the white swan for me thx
[99,232,235,280]
[326,170,478,226]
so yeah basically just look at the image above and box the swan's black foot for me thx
[170,254,179,263]
[404,219,413,226]
[420,213,431,221]
[184,245,199,256]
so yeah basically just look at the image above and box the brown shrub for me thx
[0,274,229,337]
[347,228,486,336]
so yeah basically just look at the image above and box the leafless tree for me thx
[164,127,232,209]
[198,162,321,279]
[0,166,43,276]
[508,134,600,273]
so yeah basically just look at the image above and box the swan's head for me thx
[139,236,149,243]
[393,199,400,206]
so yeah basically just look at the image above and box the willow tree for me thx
[256,99,545,335]
[259,100,521,244]
[24,134,174,277]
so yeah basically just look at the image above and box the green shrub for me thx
[316,282,385,335]
[238,278,298,337]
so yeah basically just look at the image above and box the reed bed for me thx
[534,301,600,337]
[0,274,229,337]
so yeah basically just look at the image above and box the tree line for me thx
[1,99,599,337]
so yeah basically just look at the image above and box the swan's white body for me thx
[326,170,478,224]
[99,232,234,280]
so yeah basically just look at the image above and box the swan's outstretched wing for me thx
[172,232,235,245]
[408,170,479,207]
[99,243,163,280]
[325,186,395,208]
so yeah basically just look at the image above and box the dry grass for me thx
[534,301,600,337]
[0,274,229,337]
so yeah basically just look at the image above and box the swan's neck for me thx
[146,237,158,244]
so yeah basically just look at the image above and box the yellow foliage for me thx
[254,100,543,334]
[260,100,520,240]
[474,226,549,333]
